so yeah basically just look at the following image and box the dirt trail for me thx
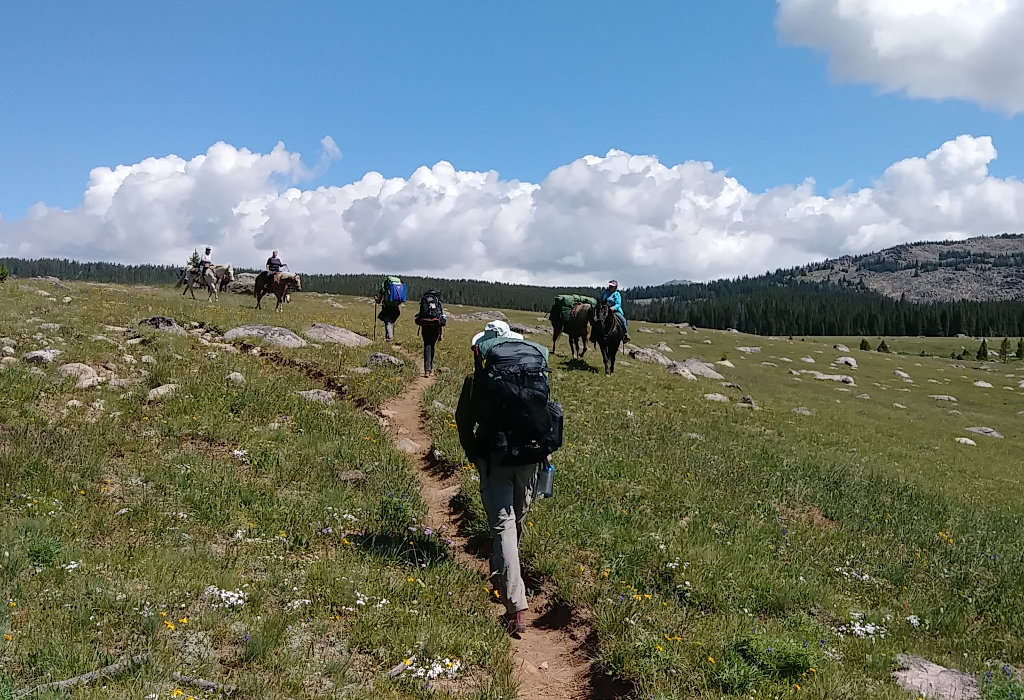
[379,360,596,700]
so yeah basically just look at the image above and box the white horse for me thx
[177,264,234,302]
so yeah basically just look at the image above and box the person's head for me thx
[272,250,278,257]
[607,279,618,291]
[205,246,212,253]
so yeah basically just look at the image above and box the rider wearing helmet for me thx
[598,279,630,343]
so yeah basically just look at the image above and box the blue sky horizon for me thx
[3,1,1024,285]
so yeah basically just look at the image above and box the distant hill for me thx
[798,233,1024,302]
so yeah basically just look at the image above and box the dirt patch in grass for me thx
[778,503,837,530]
[178,435,238,461]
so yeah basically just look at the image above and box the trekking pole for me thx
[373,300,378,341]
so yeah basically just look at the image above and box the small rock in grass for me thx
[929,395,958,402]
[226,372,246,385]
[894,370,912,380]
[58,362,105,389]
[892,654,979,700]
[367,352,404,367]
[792,407,813,416]
[715,360,734,368]
[736,346,761,354]
[833,344,850,352]
[24,349,62,364]
[146,384,179,402]
[835,356,858,369]
[38,322,61,331]
[737,395,759,409]
[955,437,977,446]
[296,389,336,405]
[893,403,908,409]
[138,316,186,335]
[856,393,871,399]
[800,356,815,364]
[397,438,422,454]
[966,426,1003,439]
[703,393,730,403]
[973,380,993,388]
[2,346,14,357]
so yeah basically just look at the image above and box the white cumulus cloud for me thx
[1,135,1023,285]
[777,0,1024,113]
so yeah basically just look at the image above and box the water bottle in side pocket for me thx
[536,460,554,499]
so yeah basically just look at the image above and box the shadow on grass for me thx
[351,530,452,569]
[560,357,600,373]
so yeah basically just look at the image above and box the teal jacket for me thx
[599,289,623,314]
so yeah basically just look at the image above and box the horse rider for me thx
[598,279,630,343]
[259,250,284,286]
[198,246,213,280]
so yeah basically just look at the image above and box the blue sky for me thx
[2,1,1024,284]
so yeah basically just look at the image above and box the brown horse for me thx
[255,271,301,311]
[551,302,593,358]
[592,301,625,375]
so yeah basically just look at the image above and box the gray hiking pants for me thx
[477,459,539,615]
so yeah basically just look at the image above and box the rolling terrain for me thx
[1,278,1023,699]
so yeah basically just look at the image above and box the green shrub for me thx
[27,536,63,566]
[977,339,989,361]
[733,634,820,679]
[0,264,8,283]
[711,651,761,694]
[876,339,890,353]
[859,338,871,351]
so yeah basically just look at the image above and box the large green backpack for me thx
[553,294,598,322]
[471,337,563,465]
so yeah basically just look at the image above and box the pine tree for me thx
[1000,337,1011,363]
[859,338,871,351]
[976,339,989,361]
[876,339,890,353]
[1016,338,1024,360]
[0,263,8,283]
[187,250,201,269]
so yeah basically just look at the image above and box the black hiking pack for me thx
[415,289,445,326]
[471,337,563,465]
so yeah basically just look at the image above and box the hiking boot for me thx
[503,609,527,635]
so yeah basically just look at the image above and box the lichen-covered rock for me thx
[367,352,404,367]
[24,349,62,364]
[302,324,371,347]
[223,325,307,348]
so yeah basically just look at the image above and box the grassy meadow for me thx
[426,311,1024,699]
[0,281,515,699]
[1,278,1023,699]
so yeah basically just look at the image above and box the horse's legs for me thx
[551,326,560,355]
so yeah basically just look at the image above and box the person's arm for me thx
[454,376,478,463]
[610,291,622,312]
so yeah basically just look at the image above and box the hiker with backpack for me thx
[455,320,564,636]
[414,289,446,377]
[374,275,407,342]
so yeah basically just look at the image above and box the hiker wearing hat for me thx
[455,319,556,636]
[599,280,630,343]
[199,246,213,280]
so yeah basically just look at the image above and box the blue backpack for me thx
[383,276,407,304]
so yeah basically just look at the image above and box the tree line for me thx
[6,256,1024,338]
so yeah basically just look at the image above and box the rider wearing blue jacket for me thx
[598,279,630,343]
